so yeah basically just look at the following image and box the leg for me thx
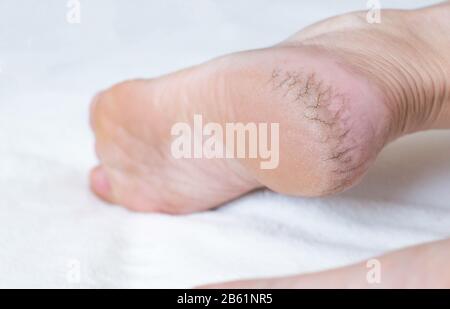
[200,238,450,288]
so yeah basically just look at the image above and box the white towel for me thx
[0,0,448,288]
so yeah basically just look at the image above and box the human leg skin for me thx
[199,238,450,288]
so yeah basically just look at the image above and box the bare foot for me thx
[90,3,450,213]
[199,239,450,289]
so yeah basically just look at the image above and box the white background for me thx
[0,0,449,288]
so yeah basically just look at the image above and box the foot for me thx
[90,3,450,213]
[199,238,450,288]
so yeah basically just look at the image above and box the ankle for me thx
[357,7,450,138]
[410,5,450,131]
[411,3,450,130]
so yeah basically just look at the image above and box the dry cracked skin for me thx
[269,67,375,193]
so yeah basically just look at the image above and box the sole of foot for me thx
[90,5,449,213]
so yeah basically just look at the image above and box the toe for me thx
[90,165,114,204]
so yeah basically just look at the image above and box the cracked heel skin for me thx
[223,47,392,196]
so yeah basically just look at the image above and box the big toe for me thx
[90,165,114,203]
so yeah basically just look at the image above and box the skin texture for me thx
[265,63,389,194]
[90,3,450,287]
